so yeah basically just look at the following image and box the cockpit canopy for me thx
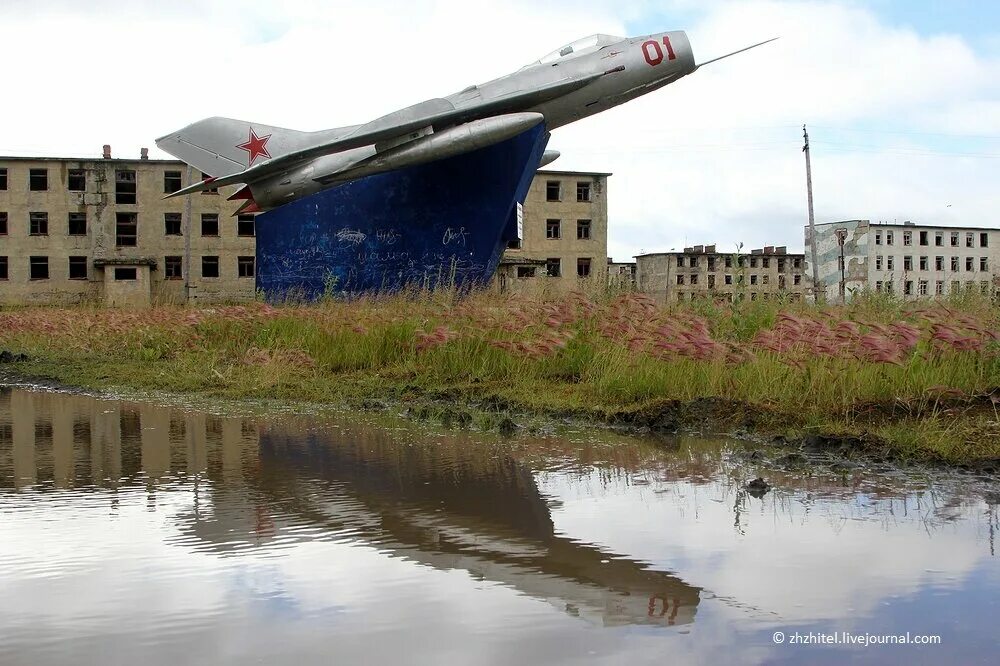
[523,34,625,69]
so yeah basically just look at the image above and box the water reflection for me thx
[2,386,999,665]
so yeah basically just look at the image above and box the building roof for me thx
[0,155,183,165]
[810,219,1000,233]
[536,169,613,177]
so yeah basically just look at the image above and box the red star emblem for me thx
[236,127,271,166]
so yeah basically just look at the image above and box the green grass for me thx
[2,289,999,464]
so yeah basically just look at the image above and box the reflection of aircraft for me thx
[180,422,703,628]
[156,32,775,213]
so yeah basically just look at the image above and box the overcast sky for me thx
[2,0,997,260]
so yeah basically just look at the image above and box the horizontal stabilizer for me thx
[695,37,778,70]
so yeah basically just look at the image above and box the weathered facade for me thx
[607,260,637,289]
[805,220,1000,302]
[0,151,255,306]
[1,155,608,306]
[636,244,806,303]
[495,170,610,291]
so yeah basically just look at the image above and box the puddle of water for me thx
[1,386,998,665]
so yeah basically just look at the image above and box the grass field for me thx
[2,287,999,463]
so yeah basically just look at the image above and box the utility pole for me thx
[803,124,822,303]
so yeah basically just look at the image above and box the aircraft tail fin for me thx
[695,37,778,70]
[155,117,328,178]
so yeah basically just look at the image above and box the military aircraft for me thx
[156,31,776,214]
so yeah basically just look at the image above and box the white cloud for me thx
[0,0,995,260]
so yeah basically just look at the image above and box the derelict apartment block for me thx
[0,150,610,306]
[0,150,255,307]
[636,244,807,303]
[496,170,610,290]
[805,220,1000,301]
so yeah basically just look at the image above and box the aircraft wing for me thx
[166,71,606,197]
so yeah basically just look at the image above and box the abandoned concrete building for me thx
[636,244,807,303]
[0,150,609,306]
[805,220,1000,302]
[494,170,610,292]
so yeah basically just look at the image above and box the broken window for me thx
[935,231,943,246]
[516,266,535,278]
[762,257,770,268]
[762,274,769,284]
[238,256,255,278]
[951,256,959,271]
[919,231,928,246]
[689,256,698,268]
[875,231,882,245]
[507,239,521,250]
[966,257,974,271]
[793,257,802,269]
[904,280,913,295]
[778,275,786,289]
[936,280,944,295]
[164,256,183,280]
[545,219,560,239]
[164,213,182,236]
[237,214,256,237]
[0,168,6,190]
[29,169,47,191]
[750,274,758,285]
[875,255,883,271]
[919,256,928,271]
[725,256,732,269]
[887,256,894,270]
[966,232,974,248]
[903,256,912,271]
[114,267,137,281]
[115,212,137,246]
[68,256,88,280]
[676,256,684,268]
[951,232,959,247]
[67,169,86,191]
[676,275,685,285]
[0,256,6,280]
[690,274,699,285]
[202,256,220,278]
[724,274,732,285]
[875,281,882,292]
[707,257,716,272]
[981,232,989,248]
[545,181,560,202]
[793,274,801,285]
[749,257,757,268]
[903,231,912,246]
[164,171,182,194]
[934,256,943,270]
[545,257,561,277]
[777,258,786,272]
[29,212,48,235]
[68,212,87,236]
[576,219,591,240]
[115,169,136,204]
[885,231,893,245]
[29,256,48,280]
[981,257,988,272]
[576,257,591,277]
[200,172,218,194]
[576,181,591,202]
[918,280,928,296]
[708,274,715,288]
[201,214,219,237]
[0,212,7,235]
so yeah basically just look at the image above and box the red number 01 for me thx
[642,36,677,66]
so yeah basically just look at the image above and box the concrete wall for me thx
[500,170,609,290]
[102,264,152,308]
[0,156,256,306]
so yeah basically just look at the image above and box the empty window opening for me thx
[67,169,86,191]
[202,256,220,278]
[29,256,48,280]
[201,214,219,237]
[516,267,535,278]
[164,171,182,194]
[0,256,7,280]
[576,257,591,278]
[546,219,560,239]
[576,219,591,240]
[29,169,47,191]
[114,267,137,281]
[935,232,943,246]
[115,169,136,204]
[68,256,88,280]
[576,181,591,202]
[237,214,256,237]
[545,181,560,201]
[919,231,928,246]
[115,212,137,246]
[981,232,989,248]
[951,232,959,247]
[164,213,182,236]
[238,256,255,278]
[29,212,48,235]
[0,212,7,235]
[545,257,561,277]
[68,212,87,236]
[0,168,7,190]
[164,256,183,280]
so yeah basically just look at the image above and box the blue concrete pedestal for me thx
[256,125,549,299]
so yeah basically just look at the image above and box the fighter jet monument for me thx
[157,32,774,296]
